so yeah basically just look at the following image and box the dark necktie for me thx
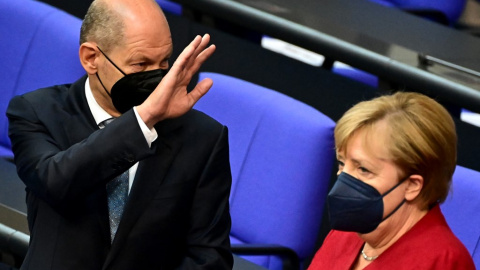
[99,118,129,242]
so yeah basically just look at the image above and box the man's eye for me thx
[160,59,170,69]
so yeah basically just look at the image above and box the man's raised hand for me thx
[137,34,216,128]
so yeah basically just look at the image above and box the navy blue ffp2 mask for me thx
[327,172,407,234]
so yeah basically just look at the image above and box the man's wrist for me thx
[133,107,158,147]
[136,103,158,129]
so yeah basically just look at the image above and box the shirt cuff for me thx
[133,107,158,148]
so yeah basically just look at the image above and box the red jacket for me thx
[308,204,475,270]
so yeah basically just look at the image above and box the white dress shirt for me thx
[85,78,158,193]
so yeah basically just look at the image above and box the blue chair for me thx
[369,0,396,6]
[335,0,467,87]
[332,63,379,87]
[369,0,467,26]
[194,72,336,269]
[156,0,182,15]
[0,0,85,159]
[441,165,480,268]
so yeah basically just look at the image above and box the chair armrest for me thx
[231,243,300,270]
[0,223,29,266]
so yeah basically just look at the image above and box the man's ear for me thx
[79,42,99,75]
[405,174,424,201]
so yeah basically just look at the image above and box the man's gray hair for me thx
[79,0,125,52]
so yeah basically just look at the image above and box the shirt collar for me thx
[85,77,113,126]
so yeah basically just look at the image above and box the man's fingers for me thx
[188,78,214,105]
[193,34,211,57]
[171,35,203,72]
[190,44,216,73]
[185,34,212,69]
[167,35,215,90]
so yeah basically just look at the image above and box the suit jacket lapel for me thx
[102,118,184,270]
[62,76,112,244]
[62,75,99,145]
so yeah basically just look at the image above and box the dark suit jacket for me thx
[6,76,233,270]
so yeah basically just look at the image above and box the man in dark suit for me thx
[6,0,232,269]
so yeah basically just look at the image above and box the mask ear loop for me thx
[381,176,409,221]
[96,46,127,75]
[96,73,111,97]
[382,199,406,221]
[95,46,127,98]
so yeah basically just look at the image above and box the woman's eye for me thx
[359,167,370,173]
[337,160,345,168]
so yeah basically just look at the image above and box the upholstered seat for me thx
[0,0,85,158]
[194,72,336,269]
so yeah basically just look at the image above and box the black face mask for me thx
[96,46,168,114]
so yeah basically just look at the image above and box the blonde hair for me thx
[335,92,457,209]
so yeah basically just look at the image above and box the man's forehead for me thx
[110,0,164,22]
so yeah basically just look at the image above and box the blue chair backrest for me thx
[0,0,85,158]
[369,0,467,25]
[441,165,480,268]
[156,0,182,15]
[368,0,396,6]
[194,72,336,269]
[390,0,466,25]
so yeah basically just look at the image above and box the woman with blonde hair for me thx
[308,92,475,269]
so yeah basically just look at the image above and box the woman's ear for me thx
[79,42,99,75]
[405,174,424,201]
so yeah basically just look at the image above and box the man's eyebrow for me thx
[165,48,173,59]
[125,54,148,62]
